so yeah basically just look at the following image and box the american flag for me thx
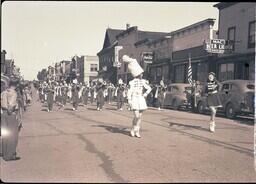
[187,53,193,85]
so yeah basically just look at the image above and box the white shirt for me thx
[127,78,151,102]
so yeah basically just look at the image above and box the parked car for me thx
[163,83,191,110]
[196,80,255,118]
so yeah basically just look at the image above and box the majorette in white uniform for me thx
[123,55,152,138]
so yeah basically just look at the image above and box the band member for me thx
[116,79,125,111]
[67,83,72,102]
[78,82,84,105]
[90,83,95,104]
[96,79,105,111]
[42,81,48,103]
[61,82,68,107]
[155,80,167,110]
[1,77,21,161]
[107,83,115,104]
[56,82,63,106]
[82,82,90,106]
[205,72,222,132]
[123,55,152,138]
[46,82,55,112]
[72,79,79,111]
[38,83,44,103]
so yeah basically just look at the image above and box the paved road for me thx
[1,91,255,182]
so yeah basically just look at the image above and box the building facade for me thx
[146,34,172,83]
[1,50,7,74]
[214,2,255,81]
[97,28,124,84]
[170,18,217,83]
[98,25,168,84]
[116,26,167,84]
[83,55,99,84]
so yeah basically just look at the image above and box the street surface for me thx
[1,88,256,182]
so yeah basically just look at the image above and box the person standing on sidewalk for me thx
[123,55,152,138]
[1,77,21,161]
[205,72,222,132]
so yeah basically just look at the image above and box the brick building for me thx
[170,18,217,83]
[98,25,168,84]
[213,2,255,81]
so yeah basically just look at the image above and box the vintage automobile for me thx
[163,83,191,110]
[196,80,255,119]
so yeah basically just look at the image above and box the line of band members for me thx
[36,79,169,112]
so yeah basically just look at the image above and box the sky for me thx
[2,1,219,80]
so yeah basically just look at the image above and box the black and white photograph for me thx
[1,1,255,183]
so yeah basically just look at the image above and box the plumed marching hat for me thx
[160,80,164,87]
[9,76,20,86]
[98,78,104,84]
[118,78,123,85]
[122,55,144,77]
[72,78,78,84]
[209,72,216,76]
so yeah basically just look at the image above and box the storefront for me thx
[148,58,170,83]
[216,52,255,81]
[172,57,210,83]
[171,45,215,84]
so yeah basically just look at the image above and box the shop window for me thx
[90,64,98,72]
[222,83,231,91]
[174,65,185,83]
[249,60,255,80]
[248,21,255,48]
[227,27,236,51]
[124,63,128,72]
[219,63,234,81]
[156,67,162,77]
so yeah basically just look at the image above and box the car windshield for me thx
[185,87,192,93]
[247,84,255,90]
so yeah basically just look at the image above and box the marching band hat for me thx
[9,76,20,86]
[209,72,216,76]
[118,78,123,85]
[98,78,104,84]
[122,55,144,77]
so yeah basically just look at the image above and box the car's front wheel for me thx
[172,99,179,110]
[197,101,205,114]
[225,103,237,119]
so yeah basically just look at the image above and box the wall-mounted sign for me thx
[204,39,233,54]
[142,52,153,64]
[114,46,123,67]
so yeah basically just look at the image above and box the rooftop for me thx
[170,18,215,36]
[213,2,238,10]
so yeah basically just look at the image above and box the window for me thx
[219,63,234,81]
[90,64,98,72]
[174,65,185,83]
[156,67,162,77]
[124,63,128,72]
[222,84,231,91]
[227,27,236,50]
[248,21,255,48]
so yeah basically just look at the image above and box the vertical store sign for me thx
[114,46,123,67]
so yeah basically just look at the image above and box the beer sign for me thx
[204,39,225,54]
[113,46,123,67]
[142,52,153,64]
[204,39,233,54]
